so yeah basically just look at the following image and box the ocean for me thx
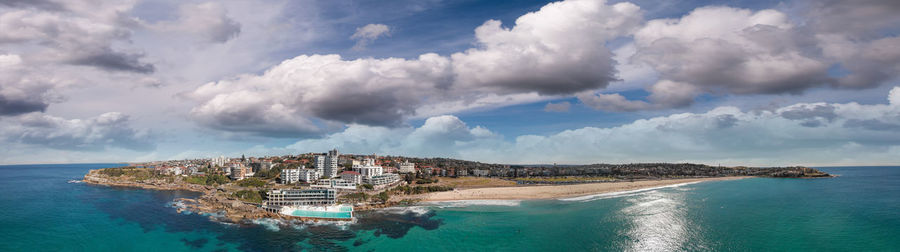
[0,164,897,251]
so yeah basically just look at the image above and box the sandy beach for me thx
[418,176,751,201]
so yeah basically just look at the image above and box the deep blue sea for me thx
[0,164,898,251]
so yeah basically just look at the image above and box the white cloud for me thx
[451,0,642,95]
[350,23,390,50]
[0,3,155,73]
[0,112,154,151]
[279,87,900,166]
[633,7,830,95]
[148,2,242,43]
[586,3,900,112]
[189,0,642,136]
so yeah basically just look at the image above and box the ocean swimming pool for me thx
[288,205,353,219]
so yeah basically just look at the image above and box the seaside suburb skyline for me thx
[1,0,899,166]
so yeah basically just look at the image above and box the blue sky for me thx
[1,0,899,166]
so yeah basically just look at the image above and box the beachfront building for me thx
[311,178,357,190]
[363,173,401,188]
[299,169,319,183]
[325,149,340,178]
[397,161,415,173]
[314,156,326,176]
[340,171,363,184]
[281,168,300,184]
[263,189,336,206]
[352,158,383,178]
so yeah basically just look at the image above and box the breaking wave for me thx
[378,206,433,216]
[558,181,703,202]
[251,218,283,232]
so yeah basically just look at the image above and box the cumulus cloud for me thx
[0,5,155,73]
[544,102,571,112]
[350,23,390,50]
[451,0,642,95]
[280,87,900,166]
[804,0,900,38]
[586,3,900,112]
[190,0,642,136]
[0,112,155,151]
[0,54,61,116]
[634,7,830,95]
[189,53,453,136]
[823,36,900,89]
[149,2,242,43]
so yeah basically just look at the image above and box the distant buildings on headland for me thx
[132,150,824,186]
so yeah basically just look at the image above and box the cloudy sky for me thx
[1,0,899,166]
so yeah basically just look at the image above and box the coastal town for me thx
[81,148,832,223]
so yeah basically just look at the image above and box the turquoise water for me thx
[290,209,353,219]
[1,164,898,251]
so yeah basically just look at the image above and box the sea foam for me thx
[558,181,703,202]
[251,218,283,232]
[379,206,433,216]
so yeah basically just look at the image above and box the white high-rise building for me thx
[314,156,326,177]
[324,149,339,178]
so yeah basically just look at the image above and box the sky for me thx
[1,0,899,166]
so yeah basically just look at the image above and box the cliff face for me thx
[83,168,275,223]
[82,169,212,192]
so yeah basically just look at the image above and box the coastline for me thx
[410,176,751,202]
[80,167,769,222]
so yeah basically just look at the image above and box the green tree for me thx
[376,191,390,203]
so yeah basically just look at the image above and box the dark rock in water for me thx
[180,238,208,249]
[353,239,366,246]
[351,209,443,239]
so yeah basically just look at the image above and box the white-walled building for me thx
[352,157,383,178]
[363,173,401,188]
[299,169,319,183]
[311,178,357,190]
[212,156,229,167]
[314,156,326,176]
[281,169,300,184]
[397,161,415,173]
[340,171,363,184]
[325,149,340,178]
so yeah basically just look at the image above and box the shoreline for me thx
[410,176,751,202]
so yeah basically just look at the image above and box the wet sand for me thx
[419,176,751,201]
